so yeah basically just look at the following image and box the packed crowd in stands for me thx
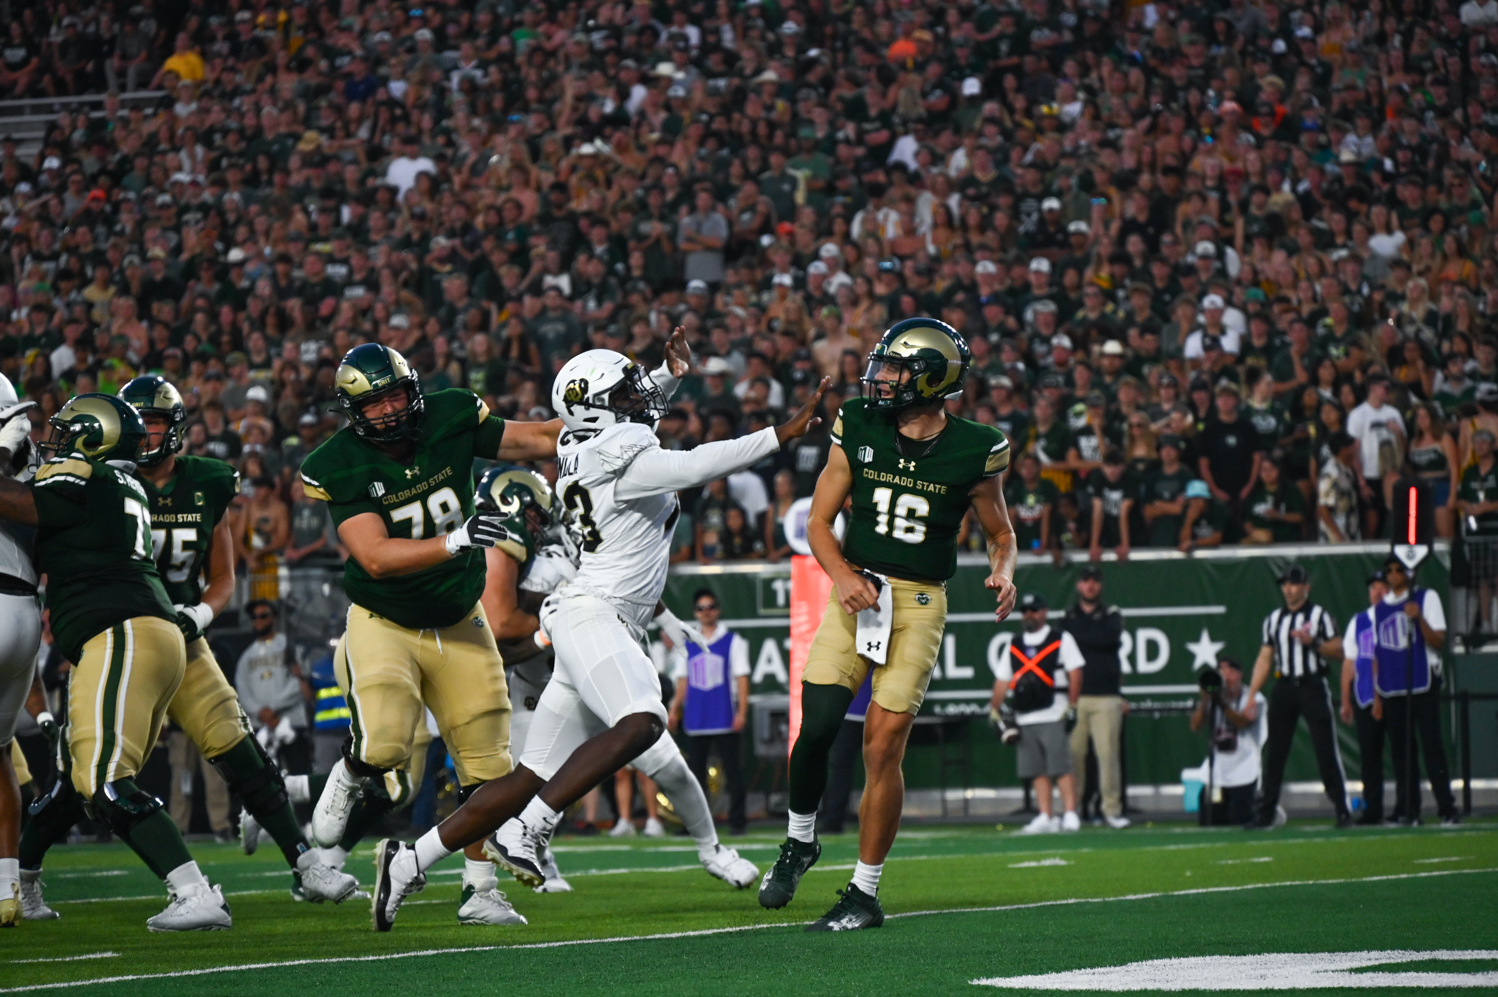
[6,0,1498,574]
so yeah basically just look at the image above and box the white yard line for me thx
[6,868,1493,993]
[9,954,119,965]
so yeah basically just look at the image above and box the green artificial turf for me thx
[2,819,1495,996]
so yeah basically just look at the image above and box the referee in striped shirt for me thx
[1246,564,1352,829]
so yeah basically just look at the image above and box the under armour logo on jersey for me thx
[865,640,882,653]
[898,459,916,470]
[857,446,873,463]
[473,616,485,627]
[369,482,386,498]
[405,466,421,479]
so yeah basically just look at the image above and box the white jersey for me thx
[556,422,680,625]
[520,541,579,597]
[0,448,36,584]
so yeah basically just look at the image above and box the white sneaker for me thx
[1019,813,1061,834]
[609,817,635,837]
[643,816,666,838]
[1104,814,1131,830]
[1061,811,1081,832]
[311,759,365,848]
[19,871,58,920]
[371,839,424,932]
[534,839,572,893]
[483,819,545,889]
[239,809,260,856]
[295,851,361,903]
[458,878,528,925]
[700,845,758,888]
[146,883,233,932]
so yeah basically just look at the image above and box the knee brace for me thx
[89,779,164,839]
[21,777,86,868]
[210,737,289,819]
[631,731,683,780]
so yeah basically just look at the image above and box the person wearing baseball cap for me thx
[1189,652,1266,826]
[1062,566,1129,828]
[992,591,1086,834]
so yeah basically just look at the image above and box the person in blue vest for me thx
[1372,556,1460,826]
[308,648,351,775]
[1339,569,1397,825]
[818,673,872,835]
[668,588,750,834]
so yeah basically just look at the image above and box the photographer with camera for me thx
[989,593,1086,834]
[1190,655,1267,827]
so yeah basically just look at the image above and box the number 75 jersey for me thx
[138,454,240,608]
[554,421,680,624]
[831,397,1009,583]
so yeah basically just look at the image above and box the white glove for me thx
[174,602,215,634]
[655,607,710,650]
[444,510,510,556]
[535,595,560,649]
[0,403,35,455]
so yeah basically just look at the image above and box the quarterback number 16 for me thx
[871,487,929,544]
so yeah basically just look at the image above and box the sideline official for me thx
[1248,564,1352,828]
[1340,569,1398,825]
[1064,566,1130,829]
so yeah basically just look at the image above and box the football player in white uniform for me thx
[370,348,831,931]
[0,377,41,925]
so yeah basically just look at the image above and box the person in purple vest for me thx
[1339,569,1398,825]
[1373,557,1460,826]
[668,589,750,834]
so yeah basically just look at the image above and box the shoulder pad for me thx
[593,422,660,474]
[34,456,93,486]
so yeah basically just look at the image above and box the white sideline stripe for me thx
[9,954,119,965]
[8,868,1494,994]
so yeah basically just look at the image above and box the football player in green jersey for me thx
[16,378,360,916]
[0,395,231,931]
[759,318,1019,930]
[299,343,561,927]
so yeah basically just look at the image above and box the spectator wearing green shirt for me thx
[1140,434,1194,547]
[1180,479,1229,551]
[1005,451,1058,554]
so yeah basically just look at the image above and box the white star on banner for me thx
[1185,627,1226,671]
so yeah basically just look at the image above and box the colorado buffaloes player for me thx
[369,349,829,931]
[0,396,228,931]
[298,343,560,927]
[17,377,358,917]
[760,318,1017,931]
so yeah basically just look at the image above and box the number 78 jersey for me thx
[831,397,1009,583]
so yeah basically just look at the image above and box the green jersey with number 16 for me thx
[300,388,507,630]
[831,397,1009,583]
[139,455,240,607]
[31,452,176,662]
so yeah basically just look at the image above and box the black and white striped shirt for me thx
[1261,603,1338,679]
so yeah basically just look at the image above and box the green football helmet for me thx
[39,393,148,464]
[862,318,971,411]
[476,465,556,556]
[119,374,186,466]
[335,343,424,442]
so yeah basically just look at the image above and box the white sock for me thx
[519,796,561,833]
[413,828,451,873]
[0,857,17,893]
[851,861,882,896]
[284,774,310,805]
[463,856,494,886]
[787,810,817,843]
[643,753,718,857]
[318,845,348,870]
[165,860,209,894]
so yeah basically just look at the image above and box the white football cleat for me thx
[701,845,758,888]
[483,819,544,888]
[643,816,666,838]
[239,809,260,855]
[458,878,528,925]
[1019,813,1061,834]
[1104,814,1132,830]
[311,759,365,848]
[1060,811,1081,832]
[371,839,424,932]
[295,851,361,903]
[609,818,635,837]
[534,839,572,893]
[146,883,233,932]
[284,773,311,805]
[19,871,58,920]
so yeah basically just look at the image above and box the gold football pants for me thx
[166,636,252,760]
[67,617,186,797]
[803,575,947,715]
[334,602,511,787]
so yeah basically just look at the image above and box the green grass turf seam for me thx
[3,867,1493,995]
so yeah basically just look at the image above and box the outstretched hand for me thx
[775,377,831,446]
[664,327,691,379]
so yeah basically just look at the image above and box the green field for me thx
[3,819,1496,995]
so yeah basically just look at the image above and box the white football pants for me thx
[0,593,41,746]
